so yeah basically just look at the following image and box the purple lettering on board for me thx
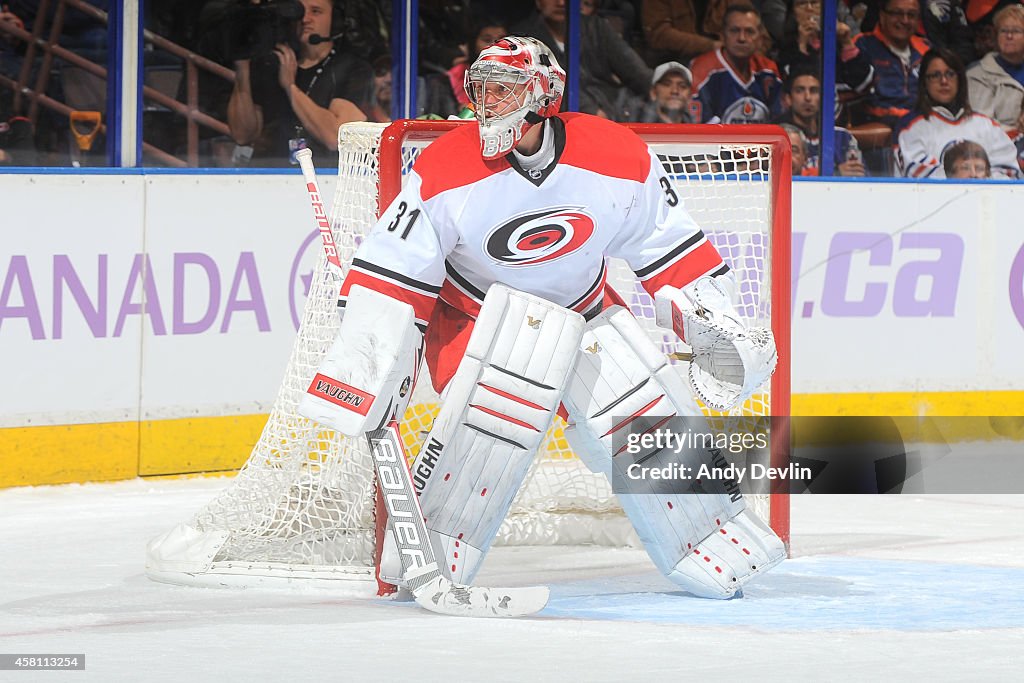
[892,233,963,316]
[53,254,107,339]
[220,252,270,333]
[289,229,322,331]
[173,252,221,335]
[1010,243,1024,331]
[114,254,166,337]
[0,255,45,339]
[821,232,892,316]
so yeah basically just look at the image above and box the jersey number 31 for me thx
[387,201,420,240]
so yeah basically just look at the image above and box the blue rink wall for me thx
[1,173,1024,486]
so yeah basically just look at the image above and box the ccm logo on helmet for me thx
[485,207,595,266]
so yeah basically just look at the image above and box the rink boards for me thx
[2,173,1024,485]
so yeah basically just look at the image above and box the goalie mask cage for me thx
[146,120,791,594]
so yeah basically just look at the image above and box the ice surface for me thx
[0,478,1021,681]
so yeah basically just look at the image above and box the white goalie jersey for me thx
[339,114,730,332]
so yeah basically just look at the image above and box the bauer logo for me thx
[307,373,374,415]
[485,207,595,266]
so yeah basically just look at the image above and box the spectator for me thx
[634,61,696,123]
[690,4,783,124]
[894,47,1020,177]
[780,122,809,175]
[227,0,373,167]
[920,0,976,65]
[447,17,508,110]
[369,56,391,123]
[775,65,866,176]
[642,0,722,64]
[776,0,875,121]
[967,3,1024,134]
[853,0,931,127]
[942,138,992,177]
[512,0,653,120]
[965,0,1020,58]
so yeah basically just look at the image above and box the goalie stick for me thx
[295,148,549,618]
[367,421,550,617]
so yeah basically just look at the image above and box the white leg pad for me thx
[409,284,585,584]
[665,507,785,599]
[562,305,784,599]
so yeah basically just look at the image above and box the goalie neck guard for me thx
[464,36,565,159]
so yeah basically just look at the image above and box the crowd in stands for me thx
[1,0,1023,177]
[396,0,1024,179]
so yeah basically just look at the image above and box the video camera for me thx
[221,0,304,61]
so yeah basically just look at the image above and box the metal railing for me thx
[0,0,236,166]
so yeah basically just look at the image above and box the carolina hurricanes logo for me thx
[484,207,596,266]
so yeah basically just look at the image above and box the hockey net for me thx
[146,120,791,593]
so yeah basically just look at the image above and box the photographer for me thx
[226,0,373,166]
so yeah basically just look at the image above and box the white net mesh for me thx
[147,121,787,588]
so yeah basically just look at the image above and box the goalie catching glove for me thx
[655,276,777,411]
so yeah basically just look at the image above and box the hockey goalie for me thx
[299,37,785,600]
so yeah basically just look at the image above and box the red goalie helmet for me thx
[464,36,565,159]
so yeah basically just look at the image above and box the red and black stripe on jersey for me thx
[633,231,729,296]
[439,259,609,320]
[567,262,608,319]
[437,260,488,317]
[339,258,441,331]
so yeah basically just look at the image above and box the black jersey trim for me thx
[443,261,487,300]
[505,117,566,187]
[633,232,706,278]
[567,263,607,310]
[350,258,442,294]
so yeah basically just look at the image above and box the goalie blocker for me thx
[298,285,423,437]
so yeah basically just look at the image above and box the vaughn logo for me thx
[484,207,595,266]
[412,437,444,492]
[307,373,374,415]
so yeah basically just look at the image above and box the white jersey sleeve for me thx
[609,148,729,297]
[339,171,453,330]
